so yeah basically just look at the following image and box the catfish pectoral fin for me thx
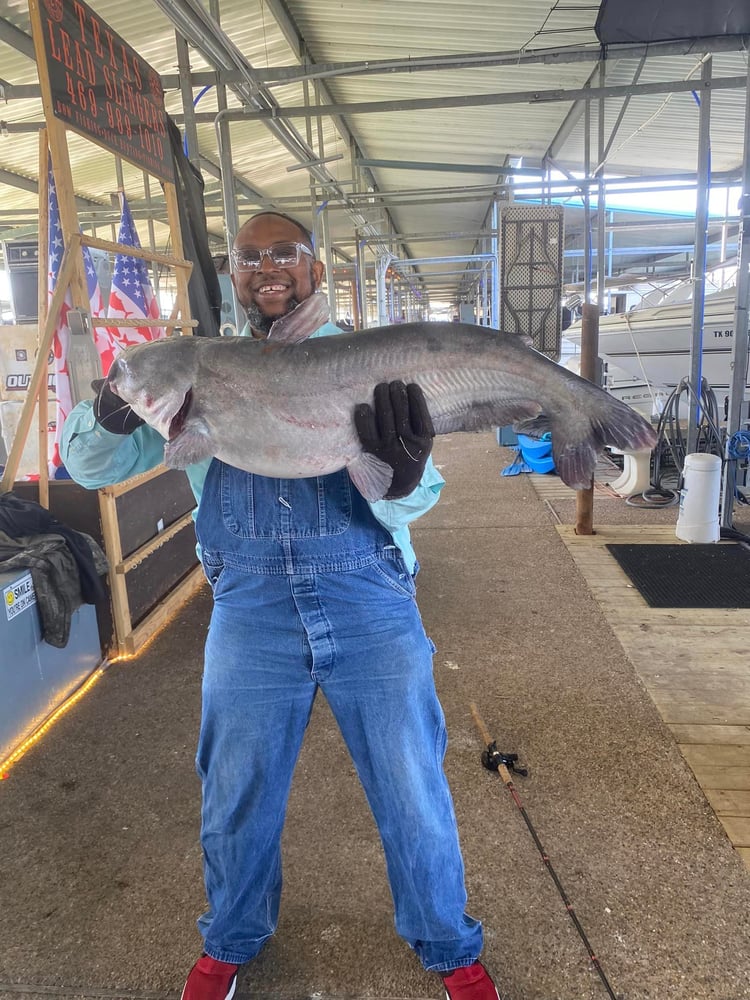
[163,423,215,469]
[432,399,541,435]
[347,451,394,501]
[513,414,552,437]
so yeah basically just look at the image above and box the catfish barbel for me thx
[107,294,656,501]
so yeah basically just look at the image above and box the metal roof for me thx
[0,0,748,308]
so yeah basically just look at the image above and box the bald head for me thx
[231,213,325,336]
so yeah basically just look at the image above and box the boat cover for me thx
[595,0,750,46]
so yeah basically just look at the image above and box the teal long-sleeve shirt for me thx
[61,320,444,573]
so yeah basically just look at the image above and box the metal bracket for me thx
[68,308,91,336]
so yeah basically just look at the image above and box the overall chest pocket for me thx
[220,464,353,539]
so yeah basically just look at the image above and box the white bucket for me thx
[675,453,721,544]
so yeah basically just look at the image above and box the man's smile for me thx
[255,283,289,295]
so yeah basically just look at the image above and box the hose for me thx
[626,377,722,509]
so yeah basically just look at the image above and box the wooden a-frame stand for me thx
[2,0,206,655]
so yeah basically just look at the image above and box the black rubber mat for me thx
[605,543,750,608]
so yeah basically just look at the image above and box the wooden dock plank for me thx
[680,745,750,768]
[703,789,750,814]
[640,678,750,702]
[717,816,750,846]
[670,724,750,745]
[649,701,750,726]
[611,631,750,664]
[552,518,750,861]
[689,766,750,791]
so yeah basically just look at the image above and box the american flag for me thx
[47,161,106,475]
[102,192,165,374]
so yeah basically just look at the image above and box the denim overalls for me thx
[194,459,483,970]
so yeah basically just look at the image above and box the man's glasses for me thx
[231,242,314,271]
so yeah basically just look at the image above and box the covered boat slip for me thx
[1,431,749,1000]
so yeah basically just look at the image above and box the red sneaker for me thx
[181,955,240,1000]
[441,961,501,1000]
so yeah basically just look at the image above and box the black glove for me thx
[91,378,145,435]
[354,381,435,499]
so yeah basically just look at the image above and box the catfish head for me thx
[107,336,201,443]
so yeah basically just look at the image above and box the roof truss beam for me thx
[192,73,746,122]
[0,16,35,60]
[0,167,101,211]
[233,35,750,85]
[355,158,542,176]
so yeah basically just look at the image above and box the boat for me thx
[562,355,670,419]
[564,286,748,407]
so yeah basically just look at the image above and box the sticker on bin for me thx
[4,574,36,621]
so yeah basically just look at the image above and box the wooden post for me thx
[97,489,131,655]
[350,279,360,330]
[575,303,600,535]
[28,0,89,313]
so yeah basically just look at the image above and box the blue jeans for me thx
[194,463,483,971]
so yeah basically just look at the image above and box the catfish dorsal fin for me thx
[267,292,330,343]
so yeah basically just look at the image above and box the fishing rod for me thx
[469,702,619,1000]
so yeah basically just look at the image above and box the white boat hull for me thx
[563,356,669,419]
[566,289,748,399]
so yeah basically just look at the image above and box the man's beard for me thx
[245,296,301,335]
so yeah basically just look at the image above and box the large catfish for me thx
[107,293,656,501]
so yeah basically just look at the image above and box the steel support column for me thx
[376,254,394,326]
[175,32,200,167]
[687,59,713,454]
[491,198,500,330]
[596,60,606,316]
[720,61,750,526]
[209,0,242,328]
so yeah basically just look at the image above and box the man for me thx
[62,212,501,1000]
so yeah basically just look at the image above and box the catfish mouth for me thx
[168,388,193,441]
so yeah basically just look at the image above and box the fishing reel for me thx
[481,740,528,777]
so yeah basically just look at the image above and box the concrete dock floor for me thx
[1,431,749,1000]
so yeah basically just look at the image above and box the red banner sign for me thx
[35,0,174,182]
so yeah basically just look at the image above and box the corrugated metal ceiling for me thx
[0,0,748,306]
